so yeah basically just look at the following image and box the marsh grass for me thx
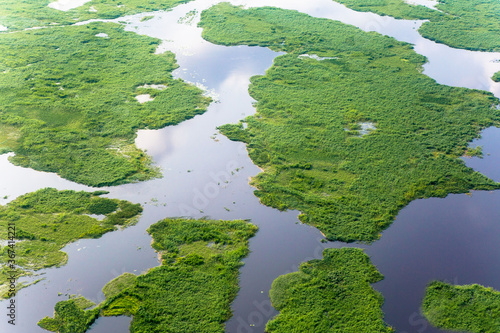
[38,218,258,333]
[0,188,142,296]
[266,248,393,332]
[422,281,500,333]
[492,71,500,83]
[0,22,210,186]
[0,0,191,31]
[200,3,500,242]
[334,0,500,52]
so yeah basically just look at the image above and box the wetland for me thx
[1,0,500,332]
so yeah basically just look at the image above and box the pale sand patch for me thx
[403,0,438,10]
[48,0,92,11]
[135,94,154,103]
[299,54,338,61]
[137,84,168,90]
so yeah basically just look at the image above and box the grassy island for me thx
[0,188,142,297]
[422,281,500,333]
[266,248,393,332]
[0,0,191,32]
[333,0,442,20]
[199,3,500,242]
[38,218,258,333]
[492,72,500,83]
[38,296,99,333]
[0,22,210,186]
[334,0,500,52]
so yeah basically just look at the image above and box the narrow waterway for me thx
[1,1,500,332]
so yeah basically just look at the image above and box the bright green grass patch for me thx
[0,188,142,297]
[418,0,500,52]
[0,124,20,154]
[422,281,500,333]
[334,0,442,20]
[199,4,500,242]
[140,15,155,22]
[334,0,500,52]
[266,248,393,332]
[38,296,100,333]
[102,272,137,299]
[38,218,258,333]
[0,0,191,32]
[0,22,210,186]
[492,72,500,83]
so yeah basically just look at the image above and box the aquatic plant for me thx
[0,188,142,297]
[0,0,191,31]
[200,3,500,242]
[492,71,500,83]
[38,297,99,333]
[422,281,500,333]
[334,0,500,51]
[266,248,393,332]
[0,22,210,186]
[38,218,258,332]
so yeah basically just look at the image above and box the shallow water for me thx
[1,0,500,332]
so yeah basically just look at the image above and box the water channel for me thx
[1,0,500,332]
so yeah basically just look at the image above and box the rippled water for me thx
[1,0,500,332]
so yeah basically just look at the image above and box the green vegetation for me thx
[422,281,500,333]
[0,0,191,32]
[38,218,258,332]
[418,0,500,51]
[38,296,99,333]
[334,0,500,52]
[0,188,142,297]
[492,71,500,83]
[178,10,198,25]
[140,15,155,22]
[102,272,137,299]
[200,4,500,242]
[334,0,441,20]
[0,22,210,186]
[266,248,393,332]
[464,146,482,158]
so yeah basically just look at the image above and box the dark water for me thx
[1,1,500,333]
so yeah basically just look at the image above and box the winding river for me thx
[1,0,500,332]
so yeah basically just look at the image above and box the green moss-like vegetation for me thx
[199,4,500,242]
[422,281,500,333]
[140,15,155,22]
[418,0,500,52]
[39,218,258,332]
[38,296,100,333]
[266,248,393,332]
[492,71,500,83]
[334,0,442,20]
[102,272,137,299]
[0,188,142,296]
[0,22,210,186]
[334,0,500,52]
[0,0,190,32]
